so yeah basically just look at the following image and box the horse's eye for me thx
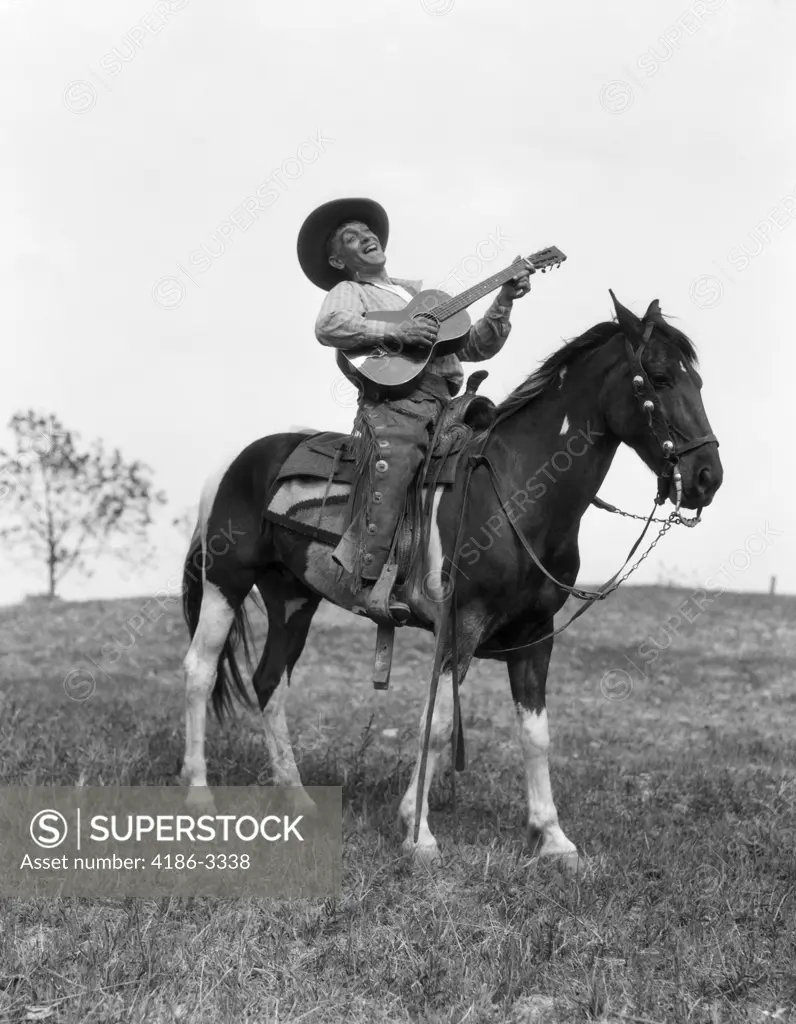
[651,376,671,389]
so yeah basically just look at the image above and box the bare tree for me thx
[0,410,167,598]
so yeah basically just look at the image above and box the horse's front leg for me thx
[398,638,471,863]
[507,640,580,869]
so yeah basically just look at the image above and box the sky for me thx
[1,0,794,605]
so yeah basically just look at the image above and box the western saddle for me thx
[263,371,496,688]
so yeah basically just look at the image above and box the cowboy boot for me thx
[334,514,410,623]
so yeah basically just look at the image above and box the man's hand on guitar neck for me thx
[496,255,532,304]
[387,316,439,353]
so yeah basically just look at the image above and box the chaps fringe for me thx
[346,406,379,593]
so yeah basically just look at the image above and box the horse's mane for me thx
[494,316,698,423]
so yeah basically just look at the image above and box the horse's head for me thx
[604,291,723,510]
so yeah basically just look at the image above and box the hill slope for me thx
[1,586,795,1022]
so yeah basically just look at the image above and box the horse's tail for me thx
[181,523,255,722]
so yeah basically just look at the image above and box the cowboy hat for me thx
[297,197,389,291]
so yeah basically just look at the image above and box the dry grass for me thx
[0,585,795,1023]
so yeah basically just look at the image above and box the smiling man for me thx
[297,197,531,623]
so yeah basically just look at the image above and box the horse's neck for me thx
[490,362,619,524]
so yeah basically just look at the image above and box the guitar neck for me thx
[433,259,527,320]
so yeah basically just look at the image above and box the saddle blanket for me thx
[263,429,469,548]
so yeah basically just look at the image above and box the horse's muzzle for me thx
[674,447,723,508]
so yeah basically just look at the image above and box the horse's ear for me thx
[643,298,664,323]
[609,289,642,338]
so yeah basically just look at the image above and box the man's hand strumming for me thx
[390,316,439,352]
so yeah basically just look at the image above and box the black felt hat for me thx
[297,197,389,291]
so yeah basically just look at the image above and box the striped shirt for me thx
[314,277,512,395]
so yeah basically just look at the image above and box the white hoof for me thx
[402,838,442,865]
[528,826,581,873]
[533,846,583,875]
[185,786,216,813]
[282,787,318,818]
[550,850,583,875]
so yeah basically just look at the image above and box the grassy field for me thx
[0,584,795,1023]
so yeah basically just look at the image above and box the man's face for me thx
[327,220,386,278]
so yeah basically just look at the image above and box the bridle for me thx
[626,320,719,513]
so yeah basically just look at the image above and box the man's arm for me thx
[457,258,531,361]
[458,296,513,362]
[315,281,393,352]
[315,280,438,354]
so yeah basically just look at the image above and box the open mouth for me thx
[363,243,379,254]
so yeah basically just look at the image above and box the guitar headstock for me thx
[522,246,567,274]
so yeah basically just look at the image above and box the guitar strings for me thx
[430,255,549,321]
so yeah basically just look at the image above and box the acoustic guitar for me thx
[336,246,566,400]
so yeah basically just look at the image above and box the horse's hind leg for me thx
[253,570,321,807]
[181,580,236,793]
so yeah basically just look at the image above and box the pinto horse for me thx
[179,292,722,867]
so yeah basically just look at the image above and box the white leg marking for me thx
[261,676,317,812]
[517,707,577,857]
[423,486,447,602]
[559,414,570,436]
[399,668,454,859]
[284,597,307,622]
[262,676,302,786]
[181,581,235,789]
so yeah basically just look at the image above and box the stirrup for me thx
[363,564,410,627]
